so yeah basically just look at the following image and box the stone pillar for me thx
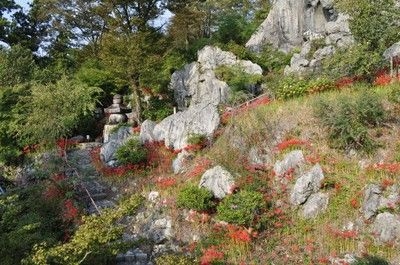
[103,94,132,142]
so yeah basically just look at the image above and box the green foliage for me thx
[177,185,214,211]
[0,186,63,265]
[142,97,174,122]
[314,91,385,152]
[387,82,400,104]
[25,195,143,265]
[0,45,36,86]
[155,254,195,265]
[12,76,102,147]
[115,138,148,166]
[216,190,265,226]
[323,43,384,79]
[215,65,262,104]
[307,38,326,60]
[275,76,309,100]
[306,77,336,94]
[214,13,255,45]
[352,255,389,265]
[187,133,207,146]
[335,0,400,51]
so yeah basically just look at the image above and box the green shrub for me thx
[388,82,400,104]
[216,190,265,226]
[275,76,308,100]
[314,91,385,152]
[177,186,214,211]
[352,255,389,265]
[306,77,335,94]
[187,133,207,146]
[215,65,262,93]
[155,254,195,265]
[115,138,148,165]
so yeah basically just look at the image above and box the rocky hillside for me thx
[2,0,400,265]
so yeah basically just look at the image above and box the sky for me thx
[15,0,31,10]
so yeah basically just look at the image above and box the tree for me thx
[335,0,400,51]
[12,77,102,147]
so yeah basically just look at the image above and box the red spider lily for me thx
[133,126,141,133]
[335,76,357,89]
[370,163,400,174]
[62,199,79,222]
[327,226,358,239]
[275,138,309,152]
[350,197,359,209]
[43,185,64,200]
[186,158,212,178]
[154,177,176,188]
[381,178,395,189]
[221,95,270,124]
[374,73,392,86]
[200,246,224,265]
[227,225,252,243]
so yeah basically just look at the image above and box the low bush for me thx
[115,138,148,165]
[314,91,385,152]
[352,255,389,265]
[187,133,207,146]
[155,254,195,265]
[275,76,308,99]
[216,190,265,227]
[177,185,214,211]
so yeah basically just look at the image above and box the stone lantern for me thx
[104,94,131,124]
[103,94,132,143]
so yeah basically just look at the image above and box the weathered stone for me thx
[302,192,329,219]
[373,213,400,244]
[170,46,262,110]
[199,166,235,199]
[290,164,325,205]
[100,126,133,164]
[274,150,305,177]
[148,217,173,243]
[172,150,193,174]
[384,41,400,60]
[362,184,382,220]
[152,103,220,150]
[139,120,157,143]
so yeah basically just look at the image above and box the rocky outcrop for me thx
[362,184,382,220]
[373,212,400,244]
[246,0,354,74]
[171,46,262,110]
[172,150,193,174]
[199,166,235,199]
[100,126,133,165]
[290,164,325,205]
[273,150,305,177]
[151,103,220,150]
[302,192,329,219]
[139,120,157,143]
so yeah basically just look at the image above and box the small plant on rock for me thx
[177,185,214,211]
[216,190,265,227]
[115,138,148,165]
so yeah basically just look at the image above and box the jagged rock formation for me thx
[273,150,305,176]
[199,166,235,199]
[246,0,354,74]
[100,126,134,166]
[171,45,262,110]
[140,46,262,150]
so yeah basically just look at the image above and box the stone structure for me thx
[104,94,131,125]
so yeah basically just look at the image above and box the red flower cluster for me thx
[221,95,270,124]
[154,177,177,188]
[186,158,212,178]
[275,138,309,152]
[227,225,252,243]
[62,199,79,222]
[374,73,392,86]
[43,173,67,200]
[328,226,358,239]
[371,163,400,174]
[22,144,39,155]
[133,126,141,133]
[56,138,80,156]
[200,246,225,265]
[335,76,356,88]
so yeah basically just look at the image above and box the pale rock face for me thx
[247,0,354,74]
[302,192,329,219]
[170,46,262,110]
[290,164,325,205]
[139,120,157,143]
[100,126,133,164]
[152,103,220,150]
[373,213,400,244]
[199,166,235,199]
[273,150,305,177]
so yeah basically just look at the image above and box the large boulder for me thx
[100,126,133,165]
[361,184,382,220]
[171,46,262,110]
[139,120,157,143]
[290,164,325,205]
[273,150,305,177]
[152,103,220,150]
[199,166,235,199]
[373,213,400,244]
[246,0,354,74]
[302,192,329,219]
